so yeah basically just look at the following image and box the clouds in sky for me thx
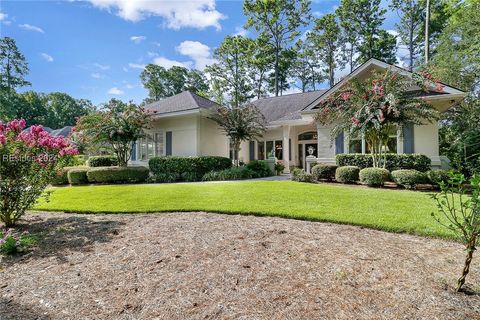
[153,56,191,69]
[175,40,214,70]
[19,23,44,33]
[0,12,7,21]
[108,87,124,95]
[233,26,248,37]
[128,63,146,70]
[130,35,146,44]
[40,53,53,62]
[93,63,110,70]
[89,0,225,30]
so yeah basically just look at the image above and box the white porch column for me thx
[282,125,290,173]
[316,123,335,162]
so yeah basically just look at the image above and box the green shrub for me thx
[391,169,427,189]
[149,172,177,183]
[274,162,285,175]
[336,153,431,172]
[51,166,87,185]
[246,160,273,178]
[335,166,360,183]
[359,167,390,187]
[87,156,118,167]
[67,168,89,185]
[311,163,338,181]
[87,166,149,184]
[0,229,37,254]
[427,169,450,186]
[148,156,232,182]
[291,168,313,183]
[202,167,254,181]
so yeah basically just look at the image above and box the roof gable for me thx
[144,91,220,115]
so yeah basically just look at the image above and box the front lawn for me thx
[33,181,452,239]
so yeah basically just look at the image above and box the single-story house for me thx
[131,58,466,172]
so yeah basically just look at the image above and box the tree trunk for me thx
[424,0,430,64]
[456,234,477,292]
[274,43,280,97]
[409,0,415,71]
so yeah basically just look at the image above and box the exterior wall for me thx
[198,117,229,157]
[156,115,199,156]
[414,122,441,166]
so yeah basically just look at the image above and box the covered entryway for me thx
[297,131,318,169]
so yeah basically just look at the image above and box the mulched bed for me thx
[1,212,479,319]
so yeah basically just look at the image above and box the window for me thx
[275,141,283,160]
[349,136,362,153]
[348,128,398,154]
[139,132,164,161]
[257,142,265,160]
[298,131,318,141]
[266,141,274,158]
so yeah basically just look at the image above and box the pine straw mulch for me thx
[1,212,479,320]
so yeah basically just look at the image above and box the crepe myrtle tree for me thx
[0,119,78,227]
[209,104,267,166]
[432,172,480,292]
[314,68,442,168]
[75,99,150,167]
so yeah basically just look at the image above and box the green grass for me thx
[34,181,452,239]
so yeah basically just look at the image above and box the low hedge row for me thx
[52,166,150,185]
[87,156,118,167]
[202,167,255,181]
[149,156,232,182]
[335,166,360,183]
[359,168,390,186]
[336,153,431,172]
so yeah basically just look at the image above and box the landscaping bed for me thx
[1,212,479,319]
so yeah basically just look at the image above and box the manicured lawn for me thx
[34,181,452,239]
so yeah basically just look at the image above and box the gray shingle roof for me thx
[252,90,327,123]
[144,91,220,115]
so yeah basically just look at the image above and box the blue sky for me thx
[0,0,399,105]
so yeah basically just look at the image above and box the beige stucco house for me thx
[131,59,466,173]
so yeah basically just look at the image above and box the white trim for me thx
[151,109,200,119]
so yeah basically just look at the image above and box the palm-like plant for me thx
[315,69,441,168]
[209,104,266,166]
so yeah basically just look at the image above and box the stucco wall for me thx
[414,123,439,157]
[199,117,229,157]
[150,115,199,156]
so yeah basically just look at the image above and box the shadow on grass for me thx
[1,215,125,267]
[0,298,51,320]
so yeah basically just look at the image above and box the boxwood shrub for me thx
[335,166,360,183]
[427,169,450,186]
[202,167,254,181]
[391,169,427,189]
[291,168,313,183]
[246,160,273,178]
[51,166,87,185]
[336,153,431,172]
[87,166,149,184]
[149,156,232,182]
[311,164,337,181]
[359,167,390,187]
[67,168,89,185]
[87,156,118,167]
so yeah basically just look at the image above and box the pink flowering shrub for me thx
[315,69,441,168]
[0,119,78,227]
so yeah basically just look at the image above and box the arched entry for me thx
[297,131,318,169]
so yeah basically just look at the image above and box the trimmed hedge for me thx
[149,156,232,182]
[291,168,313,183]
[87,166,149,184]
[336,153,431,172]
[335,166,360,183]
[311,164,337,181]
[51,166,87,185]
[202,167,254,181]
[427,169,450,186]
[87,156,118,167]
[391,169,427,189]
[359,167,390,187]
[246,160,273,178]
[68,168,89,185]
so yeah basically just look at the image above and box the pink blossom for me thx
[435,82,445,93]
[351,117,360,126]
[0,134,6,145]
[379,111,385,123]
[7,119,26,133]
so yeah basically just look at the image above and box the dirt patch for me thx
[1,212,479,319]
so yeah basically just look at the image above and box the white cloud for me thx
[122,66,129,72]
[93,63,110,70]
[0,12,7,21]
[151,41,161,47]
[40,53,53,62]
[153,56,192,69]
[108,87,124,95]
[233,26,248,37]
[387,29,409,68]
[175,40,214,70]
[125,84,135,89]
[130,35,146,44]
[147,51,158,58]
[19,23,44,33]
[91,73,104,79]
[88,0,225,30]
[128,63,146,69]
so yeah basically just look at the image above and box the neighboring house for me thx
[23,125,74,138]
[131,58,466,172]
